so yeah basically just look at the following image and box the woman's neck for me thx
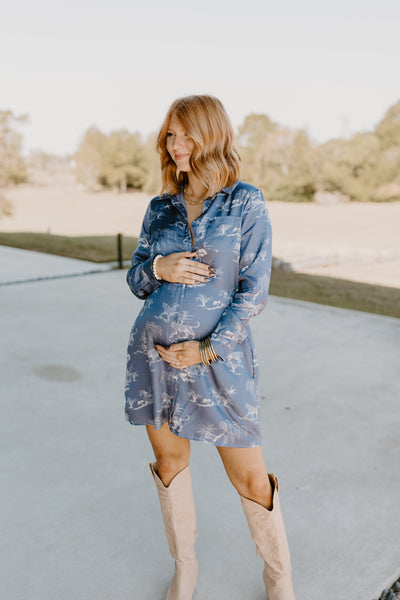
[185,175,208,201]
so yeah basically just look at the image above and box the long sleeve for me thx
[210,189,272,361]
[126,201,163,299]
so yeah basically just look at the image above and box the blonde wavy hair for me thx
[156,95,241,197]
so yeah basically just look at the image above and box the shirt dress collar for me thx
[159,179,242,205]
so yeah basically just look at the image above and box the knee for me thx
[237,471,272,509]
[154,454,189,487]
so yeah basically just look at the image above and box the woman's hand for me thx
[156,252,213,285]
[155,341,201,369]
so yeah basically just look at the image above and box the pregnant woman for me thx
[125,94,296,600]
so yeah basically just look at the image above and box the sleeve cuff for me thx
[142,256,163,290]
[210,334,229,362]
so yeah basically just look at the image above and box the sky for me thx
[2,0,400,155]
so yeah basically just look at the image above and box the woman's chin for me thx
[175,159,191,172]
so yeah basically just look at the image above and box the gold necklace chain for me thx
[183,184,204,206]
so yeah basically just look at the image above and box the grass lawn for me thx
[0,231,138,263]
[1,231,399,318]
[269,269,400,319]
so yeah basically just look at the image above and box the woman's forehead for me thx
[167,112,185,131]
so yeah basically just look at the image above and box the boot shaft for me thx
[240,473,296,600]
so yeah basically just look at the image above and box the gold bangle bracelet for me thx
[201,336,217,365]
[203,338,211,365]
[204,338,212,366]
[205,338,213,365]
[204,337,213,363]
[207,337,217,362]
[206,336,218,362]
[200,339,210,366]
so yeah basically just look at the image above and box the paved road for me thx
[1,251,399,600]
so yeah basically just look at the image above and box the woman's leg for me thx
[217,445,296,600]
[146,424,198,600]
[146,422,191,486]
[216,445,273,508]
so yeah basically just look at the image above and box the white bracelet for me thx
[152,254,163,280]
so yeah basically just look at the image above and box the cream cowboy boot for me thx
[240,473,296,600]
[150,463,199,600]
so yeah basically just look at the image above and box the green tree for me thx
[238,113,318,201]
[0,110,28,187]
[75,127,150,192]
[271,129,320,202]
[319,133,381,202]
[238,113,277,148]
[142,132,162,195]
[0,110,28,217]
[375,100,400,150]
[74,127,107,190]
[372,100,400,200]
[101,129,147,192]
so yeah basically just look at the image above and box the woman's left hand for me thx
[155,341,201,369]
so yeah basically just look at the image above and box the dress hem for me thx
[126,417,261,448]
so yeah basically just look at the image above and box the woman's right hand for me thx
[156,251,214,285]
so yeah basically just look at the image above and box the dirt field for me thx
[2,177,400,288]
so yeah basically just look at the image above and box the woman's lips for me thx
[175,154,189,160]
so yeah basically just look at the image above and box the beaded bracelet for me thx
[152,254,163,281]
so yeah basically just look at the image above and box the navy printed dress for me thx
[125,179,272,447]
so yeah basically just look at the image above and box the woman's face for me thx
[166,112,194,172]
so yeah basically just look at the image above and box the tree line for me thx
[74,127,160,194]
[1,101,400,209]
[239,101,400,203]
[0,110,28,216]
[73,99,400,202]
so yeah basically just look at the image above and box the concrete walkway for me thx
[1,249,399,600]
[0,246,111,285]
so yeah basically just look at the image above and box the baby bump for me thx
[137,279,232,345]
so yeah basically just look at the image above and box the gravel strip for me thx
[372,576,400,600]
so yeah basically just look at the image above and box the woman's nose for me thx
[171,134,185,150]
